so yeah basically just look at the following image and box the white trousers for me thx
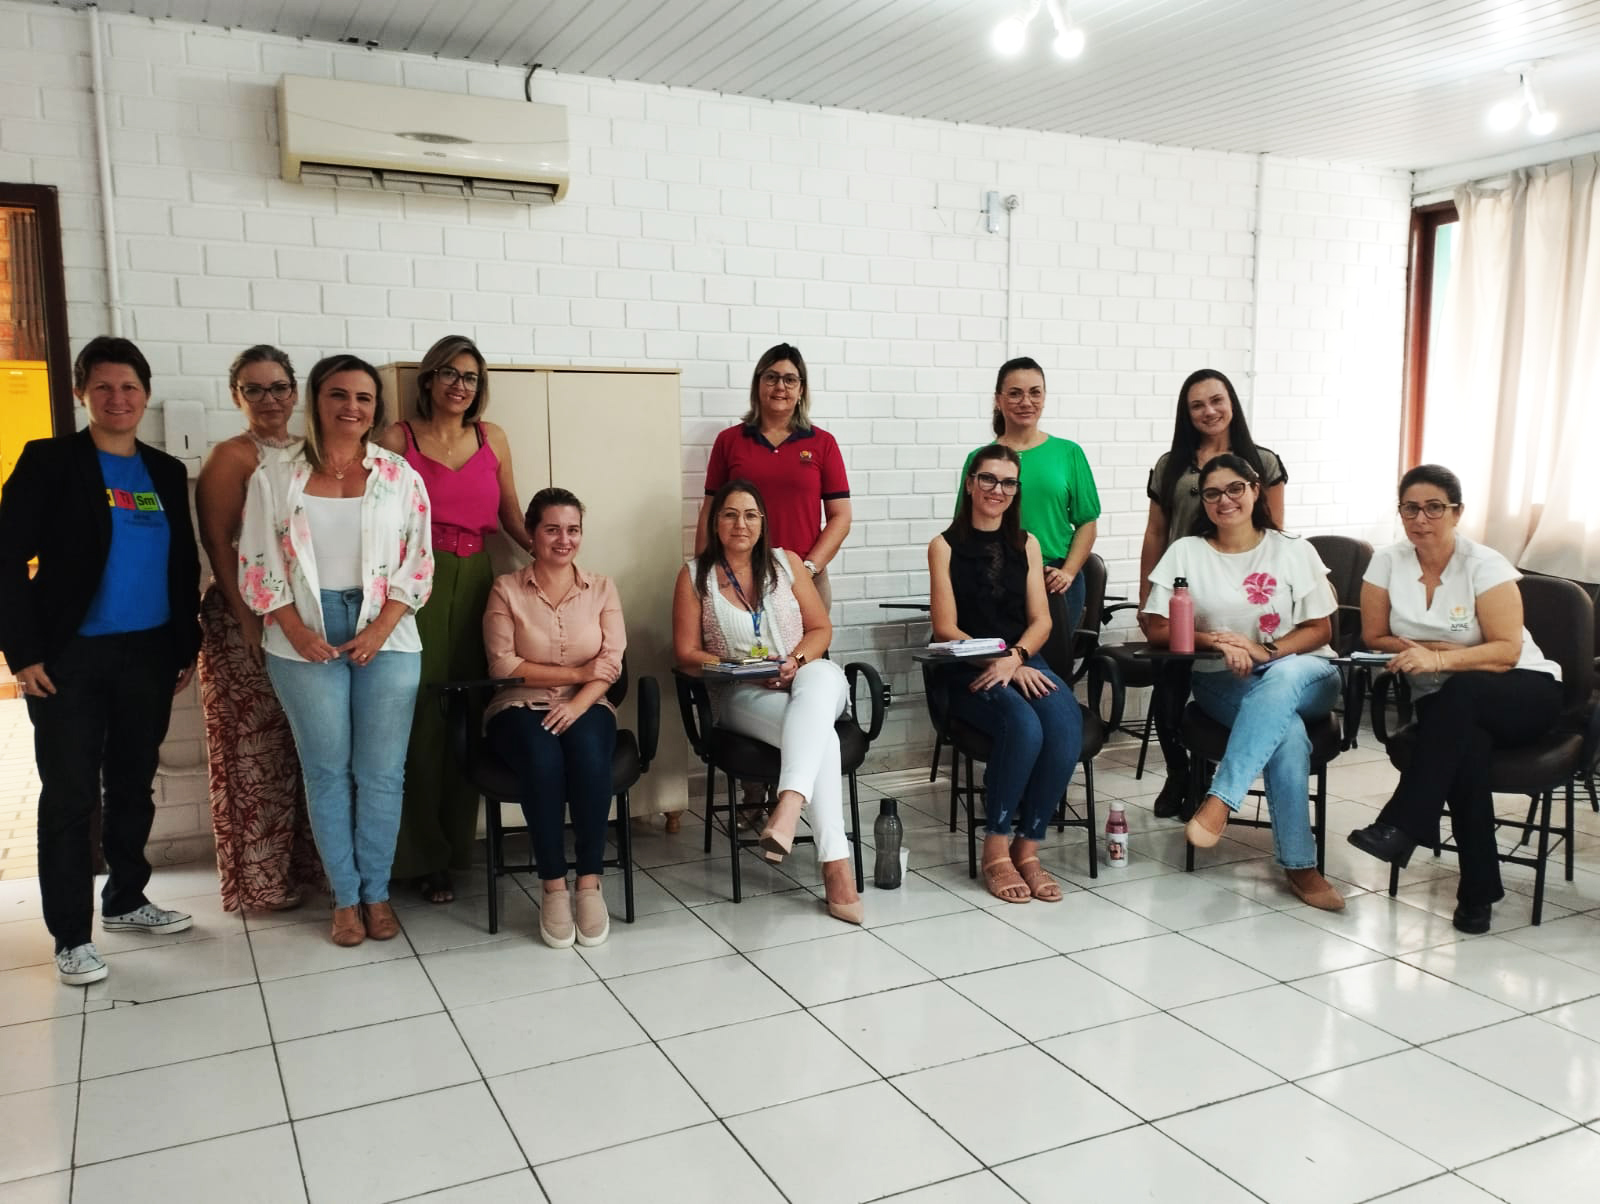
[718,660,851,863]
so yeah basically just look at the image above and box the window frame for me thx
[0,182,74,435]
[1400,200,1459,471]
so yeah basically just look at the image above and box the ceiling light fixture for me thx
[991,1,1086,61]
[1488,62,1559,137]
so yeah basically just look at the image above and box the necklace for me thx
[250,431,298,450]
[320,453,361,480]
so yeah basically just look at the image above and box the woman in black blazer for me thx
[0,337,202,986]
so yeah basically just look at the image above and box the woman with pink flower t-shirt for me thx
[1142,454,1343,910]
[239,355,434,948]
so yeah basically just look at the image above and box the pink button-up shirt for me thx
[482,564,625,724]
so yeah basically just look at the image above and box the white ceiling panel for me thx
[44,0,1600,169]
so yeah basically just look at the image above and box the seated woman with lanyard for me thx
[1144,454,1343,910]
[929,444,1081,904]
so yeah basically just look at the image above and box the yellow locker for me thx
[0,360,53,500]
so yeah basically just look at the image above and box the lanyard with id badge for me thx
[721,559,770,658]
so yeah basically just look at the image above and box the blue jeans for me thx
[488,704,616,880]
[266,589,422,907]
[1189,655,1339,870]
[945,655,1082,840]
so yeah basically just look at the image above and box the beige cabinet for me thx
[379,363,687,817]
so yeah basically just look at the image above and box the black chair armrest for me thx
[1085,650,1127,732]
[1369,669,1413,747]
[1101,601,1140,624]
[431,678,521,772]
[844,661,886,742]
[671,668,713,761]
[636,675,661,772]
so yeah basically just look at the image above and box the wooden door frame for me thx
[0,182,74,434]
[1399,200,1459,471]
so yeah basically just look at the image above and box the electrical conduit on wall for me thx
[89,6,123,338]
[1246,151,1267,417]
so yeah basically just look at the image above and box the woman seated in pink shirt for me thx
[483,487,625,950]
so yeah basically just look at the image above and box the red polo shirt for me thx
[703,424,850,555]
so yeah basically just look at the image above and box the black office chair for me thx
[1370,574,1594,925]
[1309,534,1375,749]
[673,661,884,902]
[436,658,660,934]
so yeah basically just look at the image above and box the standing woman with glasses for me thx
[958,357,1100,650]
[695,343,852,834]
[240,355,434,947]
[196,345,321,913]
[1347,465,1562,935]
[379,335,533,904]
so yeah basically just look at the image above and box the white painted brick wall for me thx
[1,3,1413,860]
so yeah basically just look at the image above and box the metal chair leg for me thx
[1134,709,1154,779]
[1083,758,1098,879]
[964,752,979,879]
[727,772,743,903]
[1532,788,1554,925]
[929,733,944,783]
[848,772,864,892]
[485,801,502,936]
[702,769,716,853]
[617,789,635,924]
[947,742,959,832]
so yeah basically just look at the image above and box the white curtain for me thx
[1424,153,1600,582]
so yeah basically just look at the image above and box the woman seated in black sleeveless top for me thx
[928,444,1083,904]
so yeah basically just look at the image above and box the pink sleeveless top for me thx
[401,422,500,545]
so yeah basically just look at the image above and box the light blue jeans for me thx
[266,589,422,907]
[1188,655,1339,870]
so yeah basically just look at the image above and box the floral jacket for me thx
[238,443,434,661]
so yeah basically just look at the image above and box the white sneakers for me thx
[55,942,108,985]
[55,903,195,985]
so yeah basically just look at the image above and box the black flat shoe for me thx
[1151,775,1188,820]
[1346,822,1417,868]
[1453,902,1492,934]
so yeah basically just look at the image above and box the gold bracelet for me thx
[1435,650,1445,673]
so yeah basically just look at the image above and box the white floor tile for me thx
[984,887,1168,953]
[260,957,443,1042]
[0,1016,79,1096]
[661,1009,877,1116]
[946,956,1156,1041]
[1395,873,1573,928]
[0,963,82,1028]
[0,1086,74,1185]
[1400,935,1600,1011]
[1089,873,1274,930]
[572,908,735,979]
[1457,1126,1600,1203]
[82,933,258,1005]
[1174,983,1407,1080]
[1184,910,1386,980]
[693,889,863,951]
[1069,933,1275,1009]
[277,1011,479,1118]
[727,1080,980,1204]
[1539,992,1600,1041]
[536,1121,781,1204]
[1500,912,1600,975]
[1366,1176,1499,1203]
[897,1045,1139,1163]
[92,890,245,955]
[1190,856,1352,910]
[394,888,539,954]
[1428,1015,1600,1122]
[1294,959,1521,1044]
[849,873,977,928]
[492,1043,711,1165]
[1042,1011,1281,1120]
[294,1082,526,1204]
[604,953,796,1039]
[811,981,1023,1076]
[746,929,934,1006]
[1300,1048,1569,1166]
[999,1124,1259,1204]
[0,1171,70,1203]
[0,918,53,973]
[81,984,269,1079]
[419,939,596,1011]
[1159,1083,1440,1204]
[397,1170,546,1202]
[247,919,414,982]
[452,981,648,1077]
[1292,891,1464,957]
[69,1124,306,1204]
[878,1171,1019,1202]
[646,854,800,906]
[872,908,1055,978]
[75,1046,287,1165]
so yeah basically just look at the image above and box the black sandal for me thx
[417,873,455,904]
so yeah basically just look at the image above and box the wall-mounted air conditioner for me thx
[277,75,569,204]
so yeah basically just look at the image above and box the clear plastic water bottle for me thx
[1105,804,1130,869]
[874,799,904,889]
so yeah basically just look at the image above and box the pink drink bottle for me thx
[1168,577,1195,655]
[1105,804,1130,868]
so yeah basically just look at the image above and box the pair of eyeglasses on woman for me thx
[1199,480,1252,504]
[236,381,294,403]
[1398,501,1460,519]
[435,366,480,391]
[973,471,1021,494]
[760,371,801,389]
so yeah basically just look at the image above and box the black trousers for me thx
[1378,669,1563,906]
[27,629,178,952]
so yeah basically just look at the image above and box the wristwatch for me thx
[1012,644,1029,661]
[793,651,808,666]
[1260,637,1279,657]
[803,559,820,576]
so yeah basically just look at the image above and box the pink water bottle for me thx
[1169,577,1195,655]
[1105,805,1130,868]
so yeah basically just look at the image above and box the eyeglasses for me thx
[236,381,294,403]
[435,366,480,391]
[1200,480,1252,505]
[719,508,764,525]
[1398,500,1460,519]
[1001,387,1044,403]
[973,472,1021,494]
[760,372,801,389]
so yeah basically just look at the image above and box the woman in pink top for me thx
[378,335,533,903]
[485,487,625,948]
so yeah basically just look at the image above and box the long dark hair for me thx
[952,444,1026,551]
[991,356,1045,437]
[1190,454,1279,539]
[1156,369,1269,518]
[694,478,778,602]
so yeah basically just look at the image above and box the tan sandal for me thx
[1014,856,1063,902]
[1185,796,1232,849]
[982,857,1032,904]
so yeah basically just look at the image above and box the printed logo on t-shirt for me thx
[798,449,814,465]
[1448,604,1470,631]
[105,488,163,512]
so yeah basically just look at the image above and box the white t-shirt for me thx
[1363,535,1560,696]
[1147,530,1336,672]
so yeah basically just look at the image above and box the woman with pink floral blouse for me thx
[239,354,434,948]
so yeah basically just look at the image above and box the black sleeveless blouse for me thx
[941,524,1028,648]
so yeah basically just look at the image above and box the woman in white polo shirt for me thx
[1347,464,1562,935]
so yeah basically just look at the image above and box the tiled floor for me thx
[3,737,1600,1203]
[0,696,41,881]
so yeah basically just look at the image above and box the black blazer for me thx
[0,428,201,674]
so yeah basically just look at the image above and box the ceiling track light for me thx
[1488,61,1558,137]
[991,0,1086,60]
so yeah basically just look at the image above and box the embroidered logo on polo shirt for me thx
[799,450,813,463]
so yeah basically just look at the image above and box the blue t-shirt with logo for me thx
[78,450,172,636]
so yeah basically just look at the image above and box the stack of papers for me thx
[924,638,1009,657]
[1350,650,1397,663]
[701,659,782,678]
